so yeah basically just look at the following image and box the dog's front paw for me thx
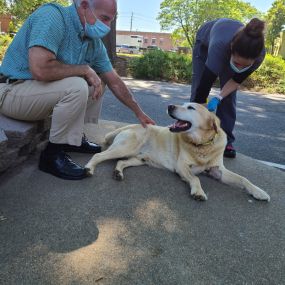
[113,169,124,181]
[85,166,94,176]
[251,189,270,202]
[191,188,208,201]
[192,193,208,201]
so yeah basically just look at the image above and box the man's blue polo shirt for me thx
[0,3,113,79]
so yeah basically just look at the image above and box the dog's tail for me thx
[104,125,136,145]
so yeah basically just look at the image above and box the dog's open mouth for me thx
[169,120,192,132]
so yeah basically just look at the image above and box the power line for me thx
[118,11,158,21]
[133,12,159,20]
[132,16,159,23]
[117,12,162,32]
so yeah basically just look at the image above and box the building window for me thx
[152,38,156,44]
[144,38,148,44]
[160,38,164,45]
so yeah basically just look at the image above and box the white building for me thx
[116,34,144,48]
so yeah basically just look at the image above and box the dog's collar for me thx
[193,133,217,147]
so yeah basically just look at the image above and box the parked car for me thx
[116,45,122,53]
[139,47,147,53]
[117,45,140,54]
[146,45,162,51]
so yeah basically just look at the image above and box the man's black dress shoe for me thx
[63,134,102,154]
[39,150,88,180]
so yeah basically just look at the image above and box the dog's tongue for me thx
[176,120,188,128]
[169,120,191,132]
[169,120,188,128]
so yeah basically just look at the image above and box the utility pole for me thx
[130,12,133,32]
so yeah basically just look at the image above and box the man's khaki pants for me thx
[0,77,104,146]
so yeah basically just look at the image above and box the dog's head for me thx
[167,103,219,136]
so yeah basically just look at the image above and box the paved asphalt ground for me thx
[0,79,285,285]
[101,78,285,166]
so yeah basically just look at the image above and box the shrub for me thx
[0,34,13,62]
[129,50,192,83]
[243,54,285,94]
[129,50,168,80]
[167,52,192,82]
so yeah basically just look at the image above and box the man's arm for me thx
[29,46,102,99]
[100,69,155,127]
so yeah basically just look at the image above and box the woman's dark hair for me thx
[231,18,265,59]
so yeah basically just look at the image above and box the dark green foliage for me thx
[243,54,285,93]
[129,50,192,83]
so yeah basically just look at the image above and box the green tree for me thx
[158,0,262,48]
[266,0,285,54]
[8,0,69,28]
[0,0,9,14]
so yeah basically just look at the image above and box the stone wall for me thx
[0,113,50,173]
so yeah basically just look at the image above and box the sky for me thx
[117,0,275,33]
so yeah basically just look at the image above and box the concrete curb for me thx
[0,113,50,173]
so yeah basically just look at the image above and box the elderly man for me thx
[0,0,155,180]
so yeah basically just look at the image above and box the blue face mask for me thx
[230,58,253,73]
[84,9,111,39]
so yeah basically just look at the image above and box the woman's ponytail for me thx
[244,18,265,38]
[231,18,265,59]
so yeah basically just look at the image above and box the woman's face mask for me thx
[84,7,111,39]
[230,55,254,73]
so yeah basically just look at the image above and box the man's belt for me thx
[0,75,19,84]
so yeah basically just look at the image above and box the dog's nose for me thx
[168,105,175,113]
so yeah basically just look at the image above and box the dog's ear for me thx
[213,120,218,133]
[208,114,219,133]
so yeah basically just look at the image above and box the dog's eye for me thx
[187,106,195,110]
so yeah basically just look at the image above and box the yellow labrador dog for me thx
[85,103,270,202]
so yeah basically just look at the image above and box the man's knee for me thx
[68,77,89,92]
[65,77,89,104]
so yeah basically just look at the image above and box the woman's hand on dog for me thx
[207,97,221,112]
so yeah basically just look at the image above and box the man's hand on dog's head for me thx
[137,112,156,128]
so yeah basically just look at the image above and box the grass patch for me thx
[116,53,143,58]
